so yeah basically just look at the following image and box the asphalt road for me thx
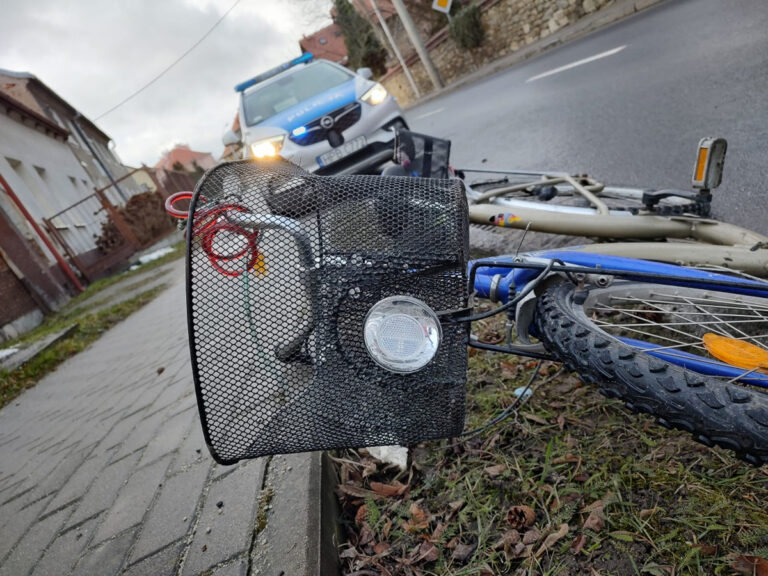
[408,0,768,237]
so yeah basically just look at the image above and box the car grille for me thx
[289,102,362,146]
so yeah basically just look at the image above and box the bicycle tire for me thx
[534,277,768,464]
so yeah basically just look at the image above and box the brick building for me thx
[299,22,349,65]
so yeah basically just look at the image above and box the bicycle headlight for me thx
[250,135,285,159]
[361,83,388,106]
[364,296,442,373]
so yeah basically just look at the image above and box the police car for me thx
[223,53,407,174]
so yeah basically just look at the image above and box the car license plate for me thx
[318,136,367,167]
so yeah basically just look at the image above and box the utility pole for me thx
[368,0,421,99]
[390,0,443,91]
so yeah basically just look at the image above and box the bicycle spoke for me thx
[589,288,768,379]
[589,316,768,329]
[592,320,703,349]
[608,294,768,313]
[591,306,767,319]
[599,296,714,344]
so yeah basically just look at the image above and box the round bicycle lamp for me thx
[363,296,442,373]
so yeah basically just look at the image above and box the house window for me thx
[5,156,21,169]
[32,165,66,227]
[6,160,54,241]
[67,121,86,148]
[45,106,66,129]
[67,177,87,227]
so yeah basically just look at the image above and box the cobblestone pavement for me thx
[0,275,270,576]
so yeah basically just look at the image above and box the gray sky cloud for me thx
[1,0,332,166]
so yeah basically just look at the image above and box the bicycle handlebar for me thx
[225,213,315,269]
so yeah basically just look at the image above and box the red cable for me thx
[165,192,259,277]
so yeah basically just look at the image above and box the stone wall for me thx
[381,0,655,106]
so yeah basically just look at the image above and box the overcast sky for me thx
[1,0,332,166]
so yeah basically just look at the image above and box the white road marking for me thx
[525,45,627,83]
[413,107,445,120]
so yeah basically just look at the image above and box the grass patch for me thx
[0,285,168,409]
[334,316,768,575]
[59,240,185,314]
[255,486,275,535]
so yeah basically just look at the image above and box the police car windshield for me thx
[243,62,352,126]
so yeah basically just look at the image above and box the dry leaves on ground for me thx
[370,480,409,498]
[729,554,768,576]
[452,542,476,563]
[484,463,507,477]
[583,510,605,533]
[582,500,606,533]
[535,523,569,557]
[417,541,439,563]
[522,527,541,546]
[355,504,368,526]
[570,534,587,555]
[493,529,521,551]
[403,502,430,532]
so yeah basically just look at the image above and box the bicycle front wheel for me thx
[535,278,768,464]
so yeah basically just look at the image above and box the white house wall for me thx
[0,113,103,263]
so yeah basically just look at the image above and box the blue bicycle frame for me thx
[470,250,768,387]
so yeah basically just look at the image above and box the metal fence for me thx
[43,167,182,282]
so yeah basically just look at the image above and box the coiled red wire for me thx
[165,191,259,277]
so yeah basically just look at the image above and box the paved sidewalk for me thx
[0,273,278,575]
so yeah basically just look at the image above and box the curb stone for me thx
[0,324,78,372]
[250,451,339,575]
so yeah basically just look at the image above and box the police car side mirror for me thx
[222,129,240,148]
[357,67,373,80]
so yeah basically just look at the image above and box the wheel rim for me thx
[577,282,768,388]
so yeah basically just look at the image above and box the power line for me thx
[94,0,243,121]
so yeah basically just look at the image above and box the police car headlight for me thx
[362,83,388,106]
[250,135,285,158]
[364,296,441,373]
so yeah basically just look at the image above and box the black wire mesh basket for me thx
[186,160,469,463]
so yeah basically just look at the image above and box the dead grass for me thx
[334,323,768,575]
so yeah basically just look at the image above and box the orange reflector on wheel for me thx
[702,333,768,373]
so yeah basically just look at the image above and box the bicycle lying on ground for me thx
[168,135,768,467]
[392,131,768,276]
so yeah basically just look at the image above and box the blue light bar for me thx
[234,53,314,92]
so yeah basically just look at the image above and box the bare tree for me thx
[287,0,335,30]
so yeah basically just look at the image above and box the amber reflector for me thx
[695,147,709,183]
[702,333,768,374]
